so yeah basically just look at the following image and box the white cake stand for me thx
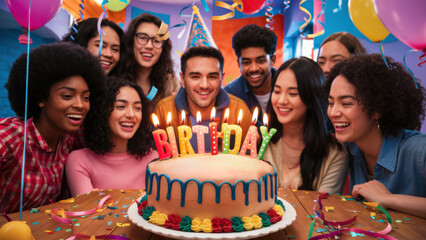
[127,195,297,240]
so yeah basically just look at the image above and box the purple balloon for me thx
[374,0,426,51]
[5,0,62,31]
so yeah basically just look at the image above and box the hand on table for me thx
[352,180,391,208]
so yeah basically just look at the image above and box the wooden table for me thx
[1,188,425,239]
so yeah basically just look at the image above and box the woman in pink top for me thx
[66,78,158,196]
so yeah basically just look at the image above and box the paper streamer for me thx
[298,0,311,34]
[281,0,291,14]
[146,86,158,101]
[308,0,325,38]
[169,1,195,39]
[403,49,420,89]
[419,50,426,67]
[97,11,107,57]
[212,0,243,20]
[157,21,170,41]
[265,0,274,30]
[379,42,394,70]
[308,193,396,240]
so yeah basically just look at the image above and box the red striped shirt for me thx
[0,117,73,213]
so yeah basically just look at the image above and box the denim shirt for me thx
[347,129,426,197]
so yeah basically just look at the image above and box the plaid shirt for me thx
[0,117,73,213]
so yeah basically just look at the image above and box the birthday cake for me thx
[137,153,285,233]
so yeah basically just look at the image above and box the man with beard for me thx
[225,24,277,122]
[153,46,251,153]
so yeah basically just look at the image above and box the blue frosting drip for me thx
[145,159,278,207]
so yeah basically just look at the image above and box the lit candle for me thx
[239,107,259,158]
[151,114,172,160]
[177,110,195,155]
[166,112,179,158]
[221,108,230,154]
[192,111,209,154]
[257,113,277,160]
[228,109,243,154]
[209,107,219,155]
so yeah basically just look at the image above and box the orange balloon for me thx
[348,0,389,42]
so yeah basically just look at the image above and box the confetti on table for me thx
[325,206,334,212]
[307,215,316,218]
[363,202,379,207]
[32,222,39,225]
[316,228,328,233]
[121,204,130,208]
[91,216,99,219]
[402,217,411,221]
[60,198,75,203]
[94,200,100,203]
[74,223,81,226]
[377,219,385,223]
[98,215,106,220]
[72,219,78,222]
[341,197,347,201]
[72,204,79,208]
[117,223,130,227]
[108,221,113,226]
[395,220,402,223]
[292,189,297,192]
[108,206,118,210]
[55,227,62,231]
[66,229,72,232]
[350,231,357,237]
[30,208,39,213]
[371,212,376,217]
[114,213,119,218]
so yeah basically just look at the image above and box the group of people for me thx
[0,14,425,218]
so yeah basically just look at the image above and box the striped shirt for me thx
[0,117,73,213]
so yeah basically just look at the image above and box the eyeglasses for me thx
[135,33,163,49]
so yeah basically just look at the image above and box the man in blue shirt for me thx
[224,24,277,122]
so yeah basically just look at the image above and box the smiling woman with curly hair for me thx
[325,54,426,218]
[1,42,105,213]
[66,77,157,196]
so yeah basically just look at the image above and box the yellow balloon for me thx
[348,0,389,42]
[104,0,131,12]
[0,221,35,240]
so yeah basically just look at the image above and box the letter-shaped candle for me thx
[151,114,171,159]
[166,112,179,158]
[257,113,277,160]
[239,107,259,158]
[177,110,195,155]
[221,108,230,154]
[209,107,219,155]
[228,109,243,154]
[192,111,209,153]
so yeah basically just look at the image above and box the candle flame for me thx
[167,112,172,126]
[263,113,268,127]
[252,107,259,125]
[224,108,229,123]
[197,111,202,124]
[237,109,243,124]
[210,107,216,122]
[181,110,186,125]
[152,114,160,128]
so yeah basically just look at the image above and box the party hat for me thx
[184,6,217,51]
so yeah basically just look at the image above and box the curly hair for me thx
[266,57,340,190]
[181,46,224,74]
[120,13,175,105]
[324,54,426,137]
[320,32,367,56]
[83,77,154,158]
[5,42,106,119]
[62,18,124,76]
[232,24,277,58]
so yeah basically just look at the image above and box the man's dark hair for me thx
[181,46,224,74]
[232,24,277,58]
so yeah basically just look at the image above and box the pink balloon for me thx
[242,0,266,15]
[5,0,62,31]
[374,0,426,51]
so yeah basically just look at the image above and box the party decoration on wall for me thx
[298,0,311,36]
[310,0,325,38]
[265,0,274,30]
[281,0,291,14]
[78,0,85,20]
[184,6,217,51]
[103,0,131,12]
[0,221,35,240]
[348,0,389,43]
[298,0,325,38]
[212,0,243,20]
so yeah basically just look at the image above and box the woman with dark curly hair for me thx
[325,54,426,218]
[120,13,179,111]
[63,18,123,76]
[317,32,366,78]
[263,57,347,194]
[66,78,157,196]
[0,42,105,213]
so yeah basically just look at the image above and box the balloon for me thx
[242,0,266,15]
[103,0,131,12]
[348,0,389,42]
[5,0,61,31]
[0,221,35,240]
[374,0,426,51]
